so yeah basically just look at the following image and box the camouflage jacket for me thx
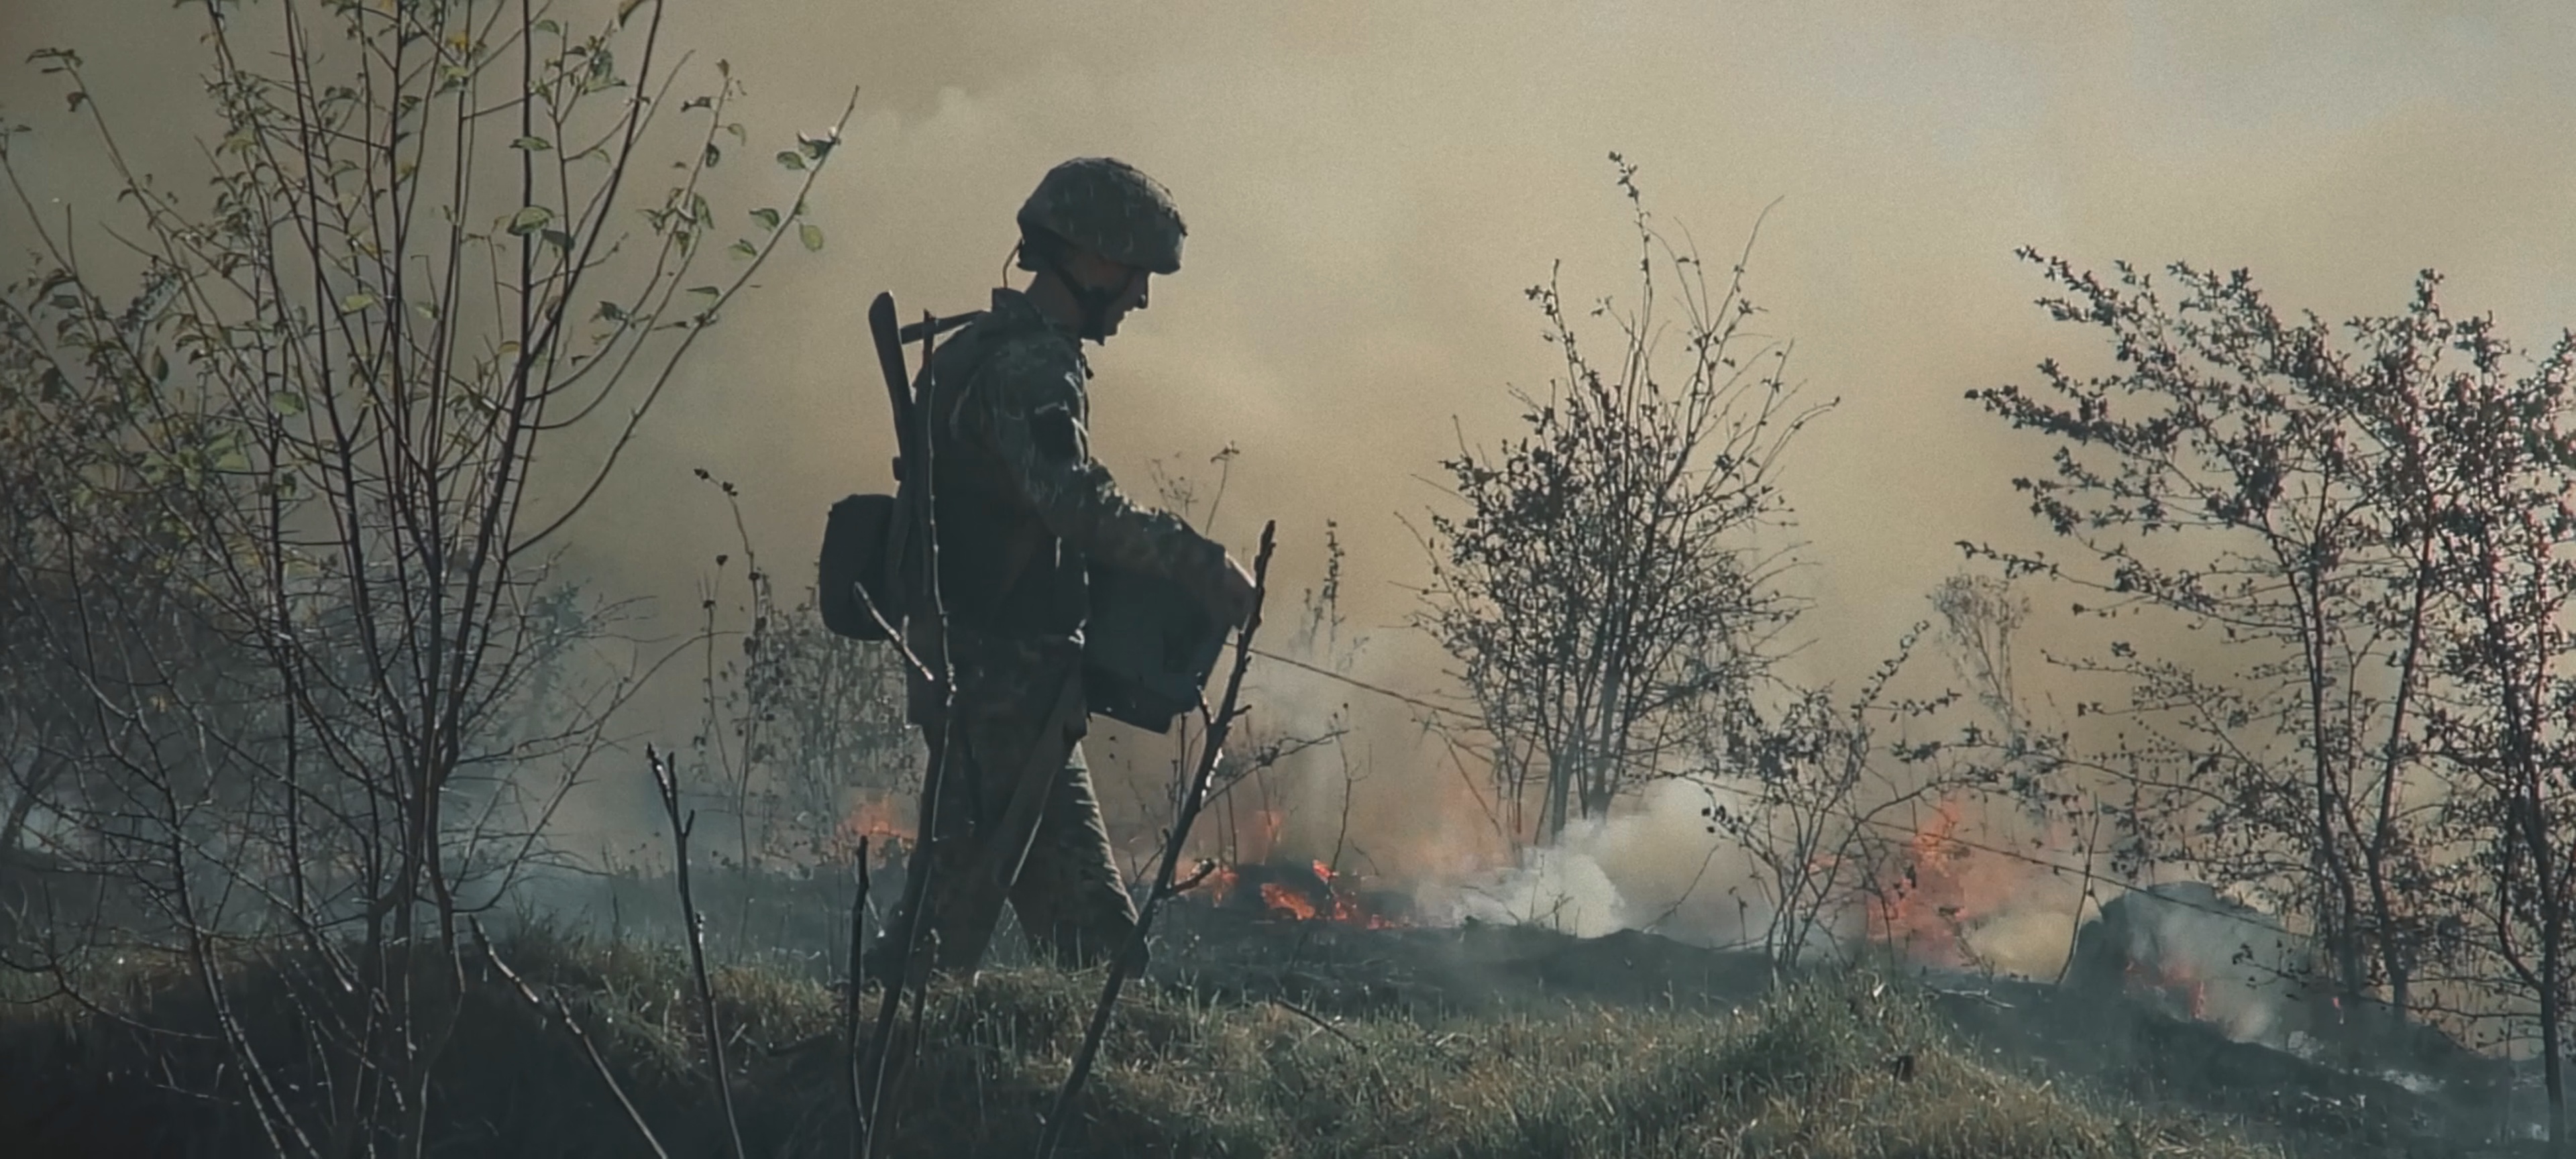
[904,287,1226,645]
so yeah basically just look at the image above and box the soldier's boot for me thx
[857,922,940,991]
[859,839,975,990]
[862,860,1015,985]
[1007,739,1144,972]
[857,729,993,989]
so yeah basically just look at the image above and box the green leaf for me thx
[702,143,720,168]
[798,223,824,253]
[595,300,627,322]
[65,91,87,113]
[748,207,780,231]
[511,135,552,152]
[729,239,757,259]
[508,205,554,235]
[148,349,168,382]
[775,150,805,172]
[616,0,646,25]
[682,95,712,112]
[582,47,619,93]
[534,18,560,34]
[270,391,307,417]
[541,229,575,252]
[688,285,720,300]
[340,292,378,313]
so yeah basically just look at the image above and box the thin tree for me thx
[1964,254,2458,1022]
[2406,309,2576,1145]
[1416,155,1823,843]
[0,1,853,1150]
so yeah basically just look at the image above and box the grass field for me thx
[0,926,2294,1158]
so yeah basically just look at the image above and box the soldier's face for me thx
[1066,251,1152,339]
[1098,268,1150,336]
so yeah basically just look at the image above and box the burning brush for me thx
[1189,858,1412,930]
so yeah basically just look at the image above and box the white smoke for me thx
[2093,881,2314,1045]
[1417,779,1769,946]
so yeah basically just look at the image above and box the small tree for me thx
[1964,254,2461,1022]
[2404,309,2576,1142]
[0,1,853,1150]
[1417,156,1824,843]
[1703,620,1975,978]
[688,473,916,873]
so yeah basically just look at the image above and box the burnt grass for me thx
[1145,903,2532,1158]
[0,865,2540,1158]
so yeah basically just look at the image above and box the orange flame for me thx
[2127,958,2212,1019]
[1260,881,1319,920]
[827,794,914,861]
[1202,862,1241,905]
[1195,858,1407,929]
[1871,797,2045,969]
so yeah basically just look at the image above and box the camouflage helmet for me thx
[1016,157,1186,276]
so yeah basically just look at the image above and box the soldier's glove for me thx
[1210,553,1258,628]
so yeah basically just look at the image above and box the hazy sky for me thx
[619,0,2576,679]
[9,1,2576,865]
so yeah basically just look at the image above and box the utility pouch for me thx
[1082,563,1226,732]
[817,492,902,641]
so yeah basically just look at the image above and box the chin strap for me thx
[1034,248,1125,343]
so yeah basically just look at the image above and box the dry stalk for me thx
[1033,520,1279,1159]
[1268,995,1368,1054]
[845,837,871,1154]
[647,744,746,1159]
[470,920,672,1159]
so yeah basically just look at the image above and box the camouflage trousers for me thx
[867,634,1138,981]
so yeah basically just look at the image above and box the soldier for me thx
[863,158,1255,985]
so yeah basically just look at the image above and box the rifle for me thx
[867,295,983,485]
[815,298,981,642]
[862,294,1062,975]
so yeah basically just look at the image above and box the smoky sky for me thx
[625,0,2576,681]
[9,1,2576,859]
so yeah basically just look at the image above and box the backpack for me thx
[814,294,979,643]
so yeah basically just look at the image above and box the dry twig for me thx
[470,920,672,1159]
[845,836,872,1155]
[647,744,747,1159]
[1034,520,1279,1159]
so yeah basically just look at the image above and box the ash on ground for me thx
[497,858,2540,1158]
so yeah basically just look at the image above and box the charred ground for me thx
[5,853,2514,1158]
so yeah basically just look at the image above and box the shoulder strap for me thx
[888,305,1059,624]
